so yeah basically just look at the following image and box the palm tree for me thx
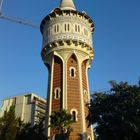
[49,110,74,140]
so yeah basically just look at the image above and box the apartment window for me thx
[25,95,31,104]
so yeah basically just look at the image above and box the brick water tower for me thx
[40,0,94,139]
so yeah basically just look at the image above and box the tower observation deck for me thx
[40,0,95,139]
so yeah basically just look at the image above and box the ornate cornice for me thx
[41,39,94,61]
[40,8,94,34]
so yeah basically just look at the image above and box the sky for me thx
[0,0,140,101]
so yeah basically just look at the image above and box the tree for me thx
[16,117,47,140]
[87,80,140,140]
[49,110,74,140]
[0,106,47,140]
[0,106,18,140]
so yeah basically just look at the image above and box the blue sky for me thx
[0,0,140,100]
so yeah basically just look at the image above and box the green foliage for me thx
[0,106,47,140]
[16,118,47,140]
[0,106,18,140]
[49,110,74,139]
[87,80,140,140]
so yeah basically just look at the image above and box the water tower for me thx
[40,0,94,139]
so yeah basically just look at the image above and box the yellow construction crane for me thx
[0,0,39,29]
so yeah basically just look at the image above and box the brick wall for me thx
[67,54,82,140]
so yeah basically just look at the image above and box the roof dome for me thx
[60,0,76,10]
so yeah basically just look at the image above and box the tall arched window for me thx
[54,25,57,33]
[70,109,78,122]
[75,24,77,32]
[72,111,76,122]
[84,28,88,36]
[54,87,61,99]
[75,24,80,33]
[71,69,74,77]
[83,89,88,103]
[87,136,91,140]
[69,67,76,77]
[68,24,70,31]
[78,25,80,33]
[57,25,59,32]
[65,24,67,31]
[64,23,70,32]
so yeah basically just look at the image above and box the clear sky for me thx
[0,0,140,100]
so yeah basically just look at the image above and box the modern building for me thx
[40,0,95,139]
[0,93,46,126]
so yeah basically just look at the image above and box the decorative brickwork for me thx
[82,60,92,138]
[52,56,63,112]
[67,54,82,139]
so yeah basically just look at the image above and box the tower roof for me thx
[60,0,76,10]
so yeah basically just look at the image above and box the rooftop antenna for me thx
[0,0,39,29]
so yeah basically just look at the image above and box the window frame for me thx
[70,109,78,122]
[54,87,61,100]
[69,67,76,77]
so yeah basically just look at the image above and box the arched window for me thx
[78,25,80,33]
[64,23,70,32]
[68,24,70,31]
[54,24,60,33]
[57,25,59,32]
[69,67,76,77]
[84,28,88,36]
[75,24,80,33]
[56,90,59,99]
[83,89,88,103]
[54,87,61,99]
[72,111,76,122]
[75,24,77,32]
[70,109,78,122]
[87,135,91,140]
[65,24,67,31]
[54,25,57,33]
[71,69,74,77]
